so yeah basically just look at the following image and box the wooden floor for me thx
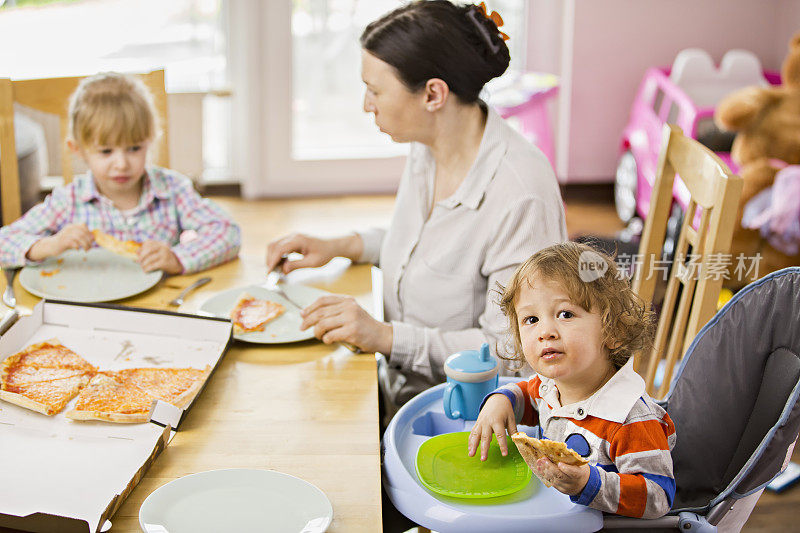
[210,183,800,533]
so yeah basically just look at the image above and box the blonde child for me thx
[467,241,675,519]
[0,72,240,274]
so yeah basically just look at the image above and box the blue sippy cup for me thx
[442,343,499,420]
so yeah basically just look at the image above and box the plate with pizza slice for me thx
[19,248,162,303]
[199,284,332,344]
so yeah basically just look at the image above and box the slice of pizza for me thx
[91,229,142,261]
[511,433,589,487]
[1,340,97,374]
[66,374,156,423]
[2,365,90,389]
[0,373,93,415]
[230,293,285,334]
[106,366,211,408]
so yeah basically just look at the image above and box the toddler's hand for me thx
[26,223,93,261]
[138,241,183,274]
[535,457,590,496]
[467,394,517,461]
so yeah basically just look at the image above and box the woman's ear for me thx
[424,78,449,112]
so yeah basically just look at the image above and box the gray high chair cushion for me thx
[664,267,800,513]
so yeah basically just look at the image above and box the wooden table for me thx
[0,253,382,532]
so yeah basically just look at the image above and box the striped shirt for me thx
[0,167,241,274]
[496,358,676,519]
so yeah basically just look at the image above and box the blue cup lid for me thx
[444,343,498,382]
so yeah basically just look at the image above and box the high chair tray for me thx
[382,378,603,533]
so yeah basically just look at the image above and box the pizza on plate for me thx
[91,229,142,261]
[230,293,285,334]
[511,432,589,487]
[0,340,97,415]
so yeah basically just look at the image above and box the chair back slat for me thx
[633,124,743,398]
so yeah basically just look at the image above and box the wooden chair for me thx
[0,70,169,226]
[633,123,743,399]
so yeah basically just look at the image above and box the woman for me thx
[266,0,566,407]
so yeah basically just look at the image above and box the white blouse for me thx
[357,106,567,405]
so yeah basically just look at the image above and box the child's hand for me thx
[26,223,93,261]
[138,241,183,274]
[535,457,590,496]
[467,394,517,461]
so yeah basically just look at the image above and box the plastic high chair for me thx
[383,267,800,533]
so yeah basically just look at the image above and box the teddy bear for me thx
[714,31,800,288]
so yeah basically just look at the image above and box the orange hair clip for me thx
[476,2,510,41]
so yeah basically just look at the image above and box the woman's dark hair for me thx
[360,0,511,103]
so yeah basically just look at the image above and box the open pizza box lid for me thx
[0,300,232,533]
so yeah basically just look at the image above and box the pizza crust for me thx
[91,229,142,261]
[167,367,211,408]
[65,409,152,423]
[511,432,589,487]
[0,389,56,415]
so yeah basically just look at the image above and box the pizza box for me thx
[0,299,232,533]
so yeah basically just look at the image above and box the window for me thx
[231,0,527,196]
[291,0,528,162]
[0,0,229,183]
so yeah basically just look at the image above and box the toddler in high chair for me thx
[467,241,675,519]
[0,72,240,274]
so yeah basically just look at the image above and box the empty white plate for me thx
[19,248,162,303]
[198,284,332,343]
[139,469,333,533]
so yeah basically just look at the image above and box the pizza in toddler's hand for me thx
[511,432,589,487]
[91,229,142,261]
[230,293,285,334]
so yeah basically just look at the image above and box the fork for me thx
[2,267,19,309]
[168,276,212,307]
[265,268,362,354]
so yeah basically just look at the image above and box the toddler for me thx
[0,72,240,274]
[467,241,675,519]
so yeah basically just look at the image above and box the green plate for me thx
[415,431,531,499]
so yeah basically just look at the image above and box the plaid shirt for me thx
[0,167,240,274]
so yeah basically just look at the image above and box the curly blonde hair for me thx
[498,241,654,370]
[67,72,159,150]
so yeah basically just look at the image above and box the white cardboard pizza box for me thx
[0,300,232,533]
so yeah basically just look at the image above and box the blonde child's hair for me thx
[67,72,159,150]
[498,241,654,370]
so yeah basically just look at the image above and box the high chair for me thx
[0,70,169,226]
[382,268,800,532]
[632,123,742,399]
[604,266,800,531]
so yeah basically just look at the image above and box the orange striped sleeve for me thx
[519,376,542,426]
[570,415,622,443]
[609,419,672,458]
[616,474,647,517]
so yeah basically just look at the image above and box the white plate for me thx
[19,248,162,303]
[139,469,333,533]
[198,284,330,343]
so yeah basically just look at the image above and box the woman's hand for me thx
[138,241,183,274]
[535,458,590,496]
[468,394,517,461]
[265,233,363,274]
[26,223,93,261]
[300,294,392,354]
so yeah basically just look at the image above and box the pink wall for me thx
[526,0,800,183]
